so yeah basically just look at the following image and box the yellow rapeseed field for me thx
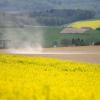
[68,20,100,29]
[0,54,100,100]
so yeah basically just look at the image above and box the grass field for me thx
[43,27,100,47]
[68,20,100,29]
[0,24,100,47]
[0,54,100,100]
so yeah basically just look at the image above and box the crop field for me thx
[0,54,100,100]
[68,20,100,29]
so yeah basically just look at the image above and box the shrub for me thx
[94,42,100,45]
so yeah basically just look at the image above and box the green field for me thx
[43,27,100,47]
[0,25,100,47]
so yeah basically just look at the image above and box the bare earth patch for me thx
[0,46,100,64]
[35,46,100,64]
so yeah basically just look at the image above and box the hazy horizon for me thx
[0,0,99,12]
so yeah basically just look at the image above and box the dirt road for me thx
[35,46,100,64]
[0,46,100,64]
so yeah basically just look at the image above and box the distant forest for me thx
[29,9,95,26]
[0,9,96,26]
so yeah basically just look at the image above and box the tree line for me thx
[29,9,95,26]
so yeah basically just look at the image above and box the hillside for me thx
[0,9,95,26]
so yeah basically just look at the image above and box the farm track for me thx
[0,46,100,64]
[28,46,100,64]
[42,46,100,64]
